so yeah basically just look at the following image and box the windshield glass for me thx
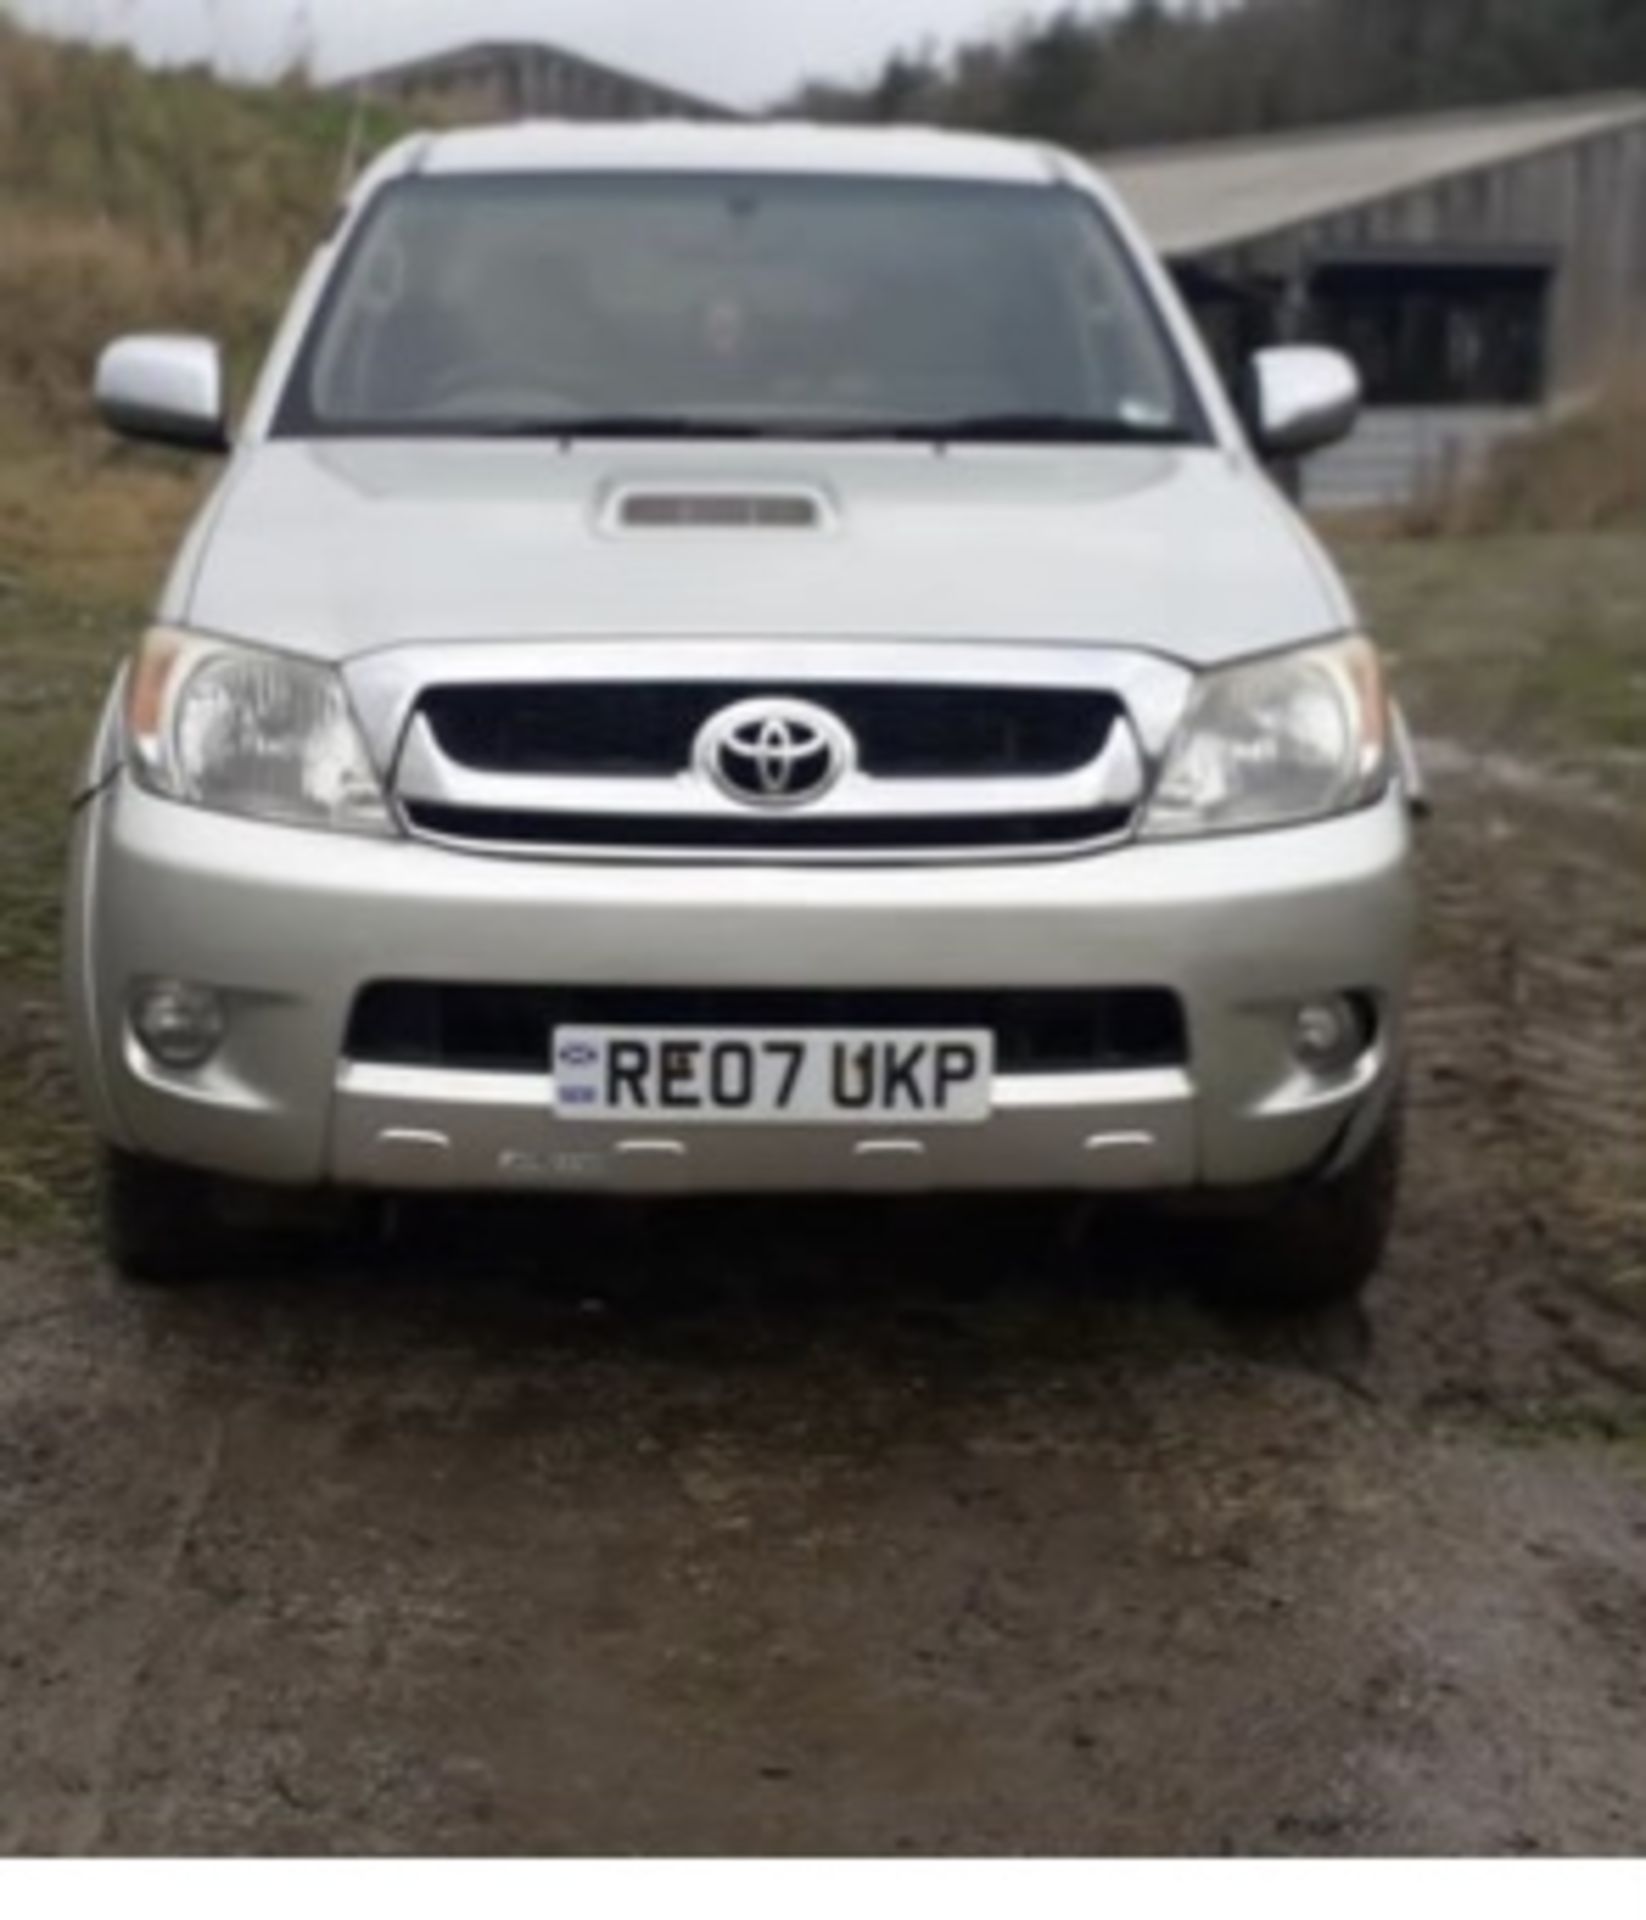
[279,172,1204,443]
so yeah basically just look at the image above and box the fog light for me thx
[130,979,227,1070]
[1291,996,1367,1074]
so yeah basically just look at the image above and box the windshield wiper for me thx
[865,412,1197,446]
[447,411,1194,446]
[462,415,786,441]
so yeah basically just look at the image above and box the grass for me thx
[1342,531,1646,781]
[0,423,207,1250]
[1405,363,1646,539]
[0,576,116,1246]
[0,18,408,425]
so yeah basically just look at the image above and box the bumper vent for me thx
[347,984,1189,1079]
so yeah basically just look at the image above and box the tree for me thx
[780,0,1646,150]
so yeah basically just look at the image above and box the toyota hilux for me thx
[67,122,1418,1303]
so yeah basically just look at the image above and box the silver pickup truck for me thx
[68,122,1418,1304]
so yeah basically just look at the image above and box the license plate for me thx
[552,1027,994,1126]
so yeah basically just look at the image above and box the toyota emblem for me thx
[695,698,855,809]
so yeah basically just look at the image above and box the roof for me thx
[1101,92,1646,256]
[332,36,737,121]
[414,120,1061,185]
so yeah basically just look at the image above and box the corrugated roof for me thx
[332,37,737,121]
[1102,93,1646,256]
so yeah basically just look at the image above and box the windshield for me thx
[278,172,1205,443]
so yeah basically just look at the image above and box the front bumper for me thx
[67,779,1416,1197]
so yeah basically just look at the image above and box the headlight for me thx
[1141,636,1391,839]
[125,628,394,836]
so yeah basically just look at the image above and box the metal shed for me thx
[1103,95,1646,506]
[334,39,737,126]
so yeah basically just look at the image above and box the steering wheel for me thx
[412,355,594,419]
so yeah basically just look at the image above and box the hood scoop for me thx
[604,483,835,534]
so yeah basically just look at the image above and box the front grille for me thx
[419,683,1119,782]
[403,801,1133,854]
[387,646,1161,865]
[346,984,1189,1079]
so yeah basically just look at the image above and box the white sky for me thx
[10,0,1107,110]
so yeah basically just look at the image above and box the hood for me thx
[179,440,1351,667]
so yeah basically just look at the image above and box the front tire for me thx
[100,1147,250,1287]
[1194,1099,1405,1313]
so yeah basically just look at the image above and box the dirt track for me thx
[2,731,1645,1855]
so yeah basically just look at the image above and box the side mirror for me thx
[95,335,229,453]
[1245,346,1361,460]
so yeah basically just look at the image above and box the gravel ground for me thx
[1,536,1644,1856]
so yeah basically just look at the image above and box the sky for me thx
[9,0,1102,110]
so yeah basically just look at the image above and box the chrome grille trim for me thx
[346,642,1193,866]
[397,804,1139,864]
